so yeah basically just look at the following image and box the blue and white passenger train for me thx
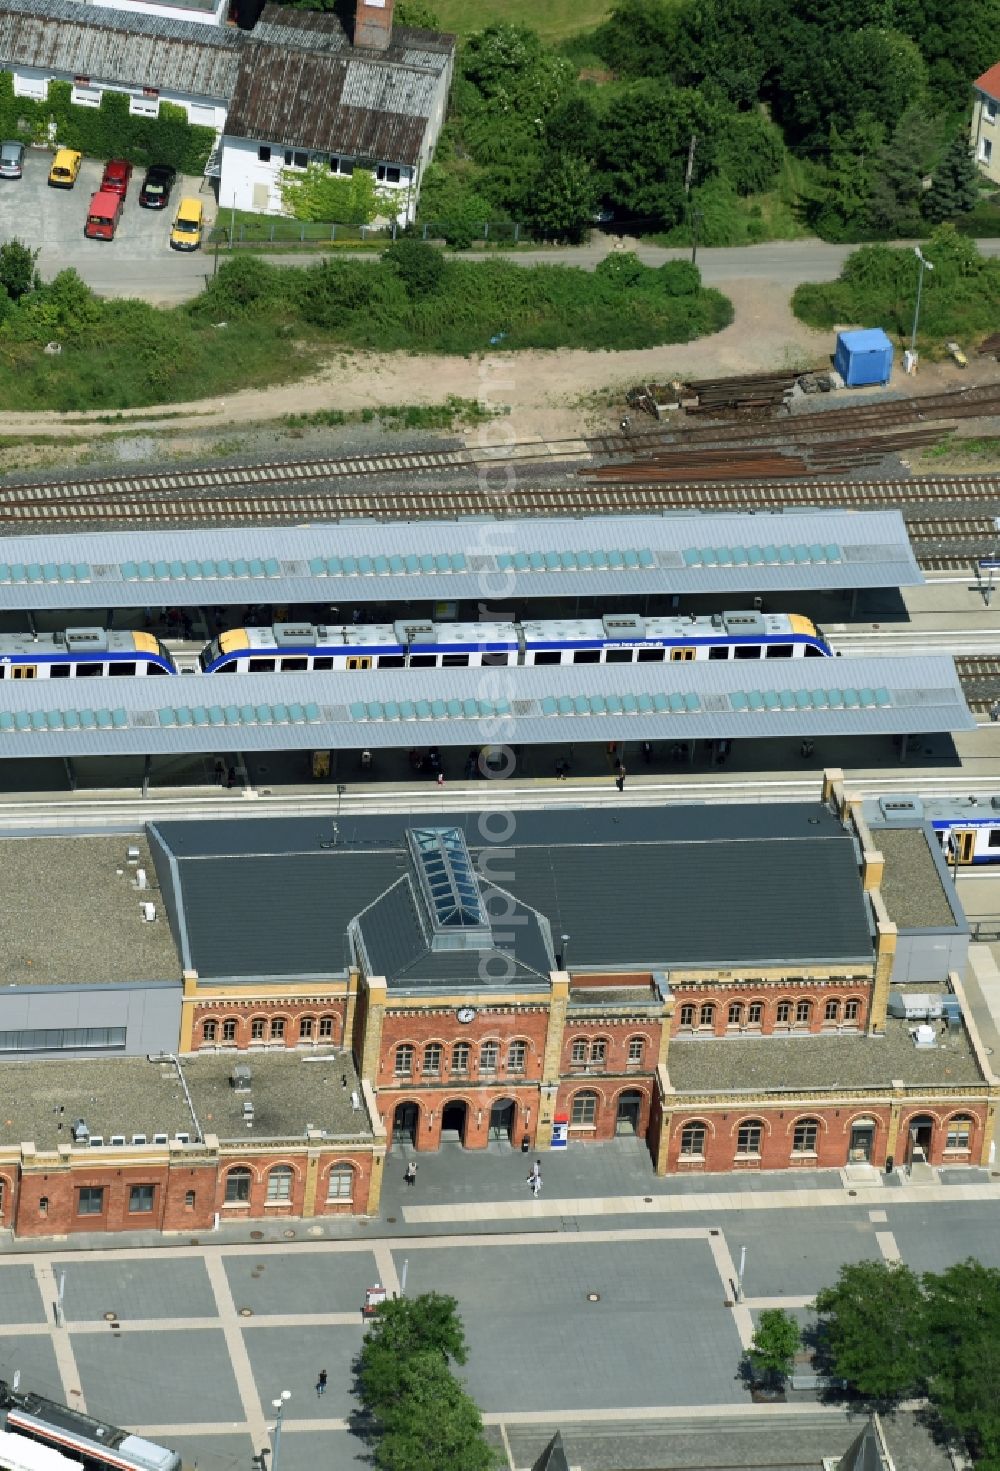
[0,610,831,681]
[869,794,1000,867]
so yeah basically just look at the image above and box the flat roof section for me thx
[152,800,873,981]
[0,835,181,986]
[0,1051,370,1152]
[0,656,973,758]
[0,509,921,609]
[875,828,958,930]
[667,1015,986,1093]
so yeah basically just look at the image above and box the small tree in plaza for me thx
[746,1309,800,1388]
[813,1260,925,1401]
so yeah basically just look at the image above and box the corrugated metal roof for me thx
[0,656,972,759]
[0,510,921,609]
[224,41,432,161]
[0,0,241,98]
[251,4,453,69]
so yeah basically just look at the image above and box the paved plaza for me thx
[0,1142,997,1470]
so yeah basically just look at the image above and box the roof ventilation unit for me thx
[231,1064,252,1092]
[126,845,140,865]
[879,796,922,820]
[71,1118,90,1144]
[887,991,943,1021]
[141,902,156,923]
[135,868,147,890]
[912,1023,936,1049]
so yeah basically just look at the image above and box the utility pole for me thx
[684,134,698,195]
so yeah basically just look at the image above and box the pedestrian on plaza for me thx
[316,1370,327,1397]
[615,768,626,792]
[529,1171,542,1197]
[404,1161,417,1187]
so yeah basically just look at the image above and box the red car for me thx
[100,158,133,199]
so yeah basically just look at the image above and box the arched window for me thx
[792,1118,820,1153]
[299,1016,314,1040]
[844,998,861,1022]
[270,1017,286,1041]
[318,1015,336,1039]
[571,1090,598,1126]
[680,1121,707,1157]
[266,1165,293,1203]
[736,1119,764,1156]
[327,1165,354,1201]
[679,1004,695,1027]
[395,1044,414,1077]
[627,1036,645,1066]
[571,1037,588,1064]
[699,1003,715,1028]
[795,1000,812,1025]
[452,1041,470,1073]
[480,1040,499,1072]
[824,999,840,1023]
[507,1040,527,1073]
[222,1018,237,1042]
[250,1017,266,1041]
[224,1167,252,1204]
[727,1002,743,1027]
[946,1115,972,1150]
[776,1001,791,1024]
[747,1001,763,1026]
[423,1043,442,1075]
[202,1019,218,1044]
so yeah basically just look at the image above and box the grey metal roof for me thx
[251,4,454,68]
[151,799,875,981]
[0,656,972,759]
[0,0,242,99]
[225,41,435,161]
[0,510,921,610]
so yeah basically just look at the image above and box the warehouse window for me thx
[792,1119,819,1154]
[0,1026,126,1053]
[679,1121,707,1157]
[736,1120,763,1156]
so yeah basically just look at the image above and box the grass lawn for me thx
[432,0,611,40]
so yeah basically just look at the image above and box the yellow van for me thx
[169,196,204,251]
[48,149,82,188]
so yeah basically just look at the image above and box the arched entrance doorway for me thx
[441,1100,469,1145]
[616,1090,643,1136]
[393,1102,419,1147]
[848,1117,876,1162]
[908,1114,935,1164]
[489,1098,516,1143]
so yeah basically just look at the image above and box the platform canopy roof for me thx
[0,509,921,609]
[0,656,971,759]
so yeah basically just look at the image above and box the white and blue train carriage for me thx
[0,628,175,680]
[519,610,829,665]
[871,794,1000,867]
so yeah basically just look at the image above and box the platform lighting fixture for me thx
[270,1390,291,1471]
[910,247,934,356]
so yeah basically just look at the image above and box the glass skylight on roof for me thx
[408,827,490,936]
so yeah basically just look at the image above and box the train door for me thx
[347,656,372,670]
[952,829,977,865]
[11,665,36,679]
[670,648,695,661]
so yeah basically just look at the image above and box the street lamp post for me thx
[690,208,703,269]
[910,246,934,360]
[270,1390,291,1471]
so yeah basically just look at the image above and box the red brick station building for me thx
[0,770,992,1239]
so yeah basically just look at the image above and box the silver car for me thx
[0,140,24,178]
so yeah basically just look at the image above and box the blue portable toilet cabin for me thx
[834,328,894,386]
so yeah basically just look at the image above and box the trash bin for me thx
[520,1134,530,1152]
[885,1155,894,1175]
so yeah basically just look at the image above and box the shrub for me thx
[382,239,445,295]
[278,164,389,224]
[659,259,701,297]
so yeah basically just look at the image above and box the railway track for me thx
[955,656,1000,711]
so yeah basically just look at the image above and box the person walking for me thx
[316,1370,327,1397]
[615,768,626,792]
[404,1161,417,1187]
[530,1171,542,1197]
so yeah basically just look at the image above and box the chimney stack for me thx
[354,0,394,50]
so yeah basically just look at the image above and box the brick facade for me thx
[191,998,346,1050]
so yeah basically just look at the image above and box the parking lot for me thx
[3,145,215,298]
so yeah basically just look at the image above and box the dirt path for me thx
[0,281,828,444]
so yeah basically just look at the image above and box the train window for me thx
[249,658,275,673]
[50,665,70,678]
[76,663,101,677]
[377,655,405,669]
[990,832,1000,848]
[282,657,308,671]
[533,651,561,665]
[109,661,135,677]
[606,649,634,664]
[734,646,761,659]
[708,646,730,660]
[409,654,436,668]
[442,654,469,667]
[637,647,665,662]
[148,663,169,675]
[313,657,335,671]
[483,653,510,666]
[805,645,823,656]
[573,650,601,664]
[766,645,793,658]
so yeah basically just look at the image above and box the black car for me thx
[138,164,177,209]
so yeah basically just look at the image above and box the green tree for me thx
[922,1261,1000,1467]
[278,163,387,223]
[813,1261,925,1401]
[359,1292,468,1416]
[416,164,493,248]
[599,81,716,227]
[720,110,783,196]
[525,153,598,243]
[805,119,884,241]
[395,0,440,26]
[0,239,39,302]
[747,1308,800,1387]
[894,0,1000,112]
[923,131,981,224]
[774,26,927,145]
[373,1352,494,1471]
[382,238,445,294]
[867,105,943,237]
